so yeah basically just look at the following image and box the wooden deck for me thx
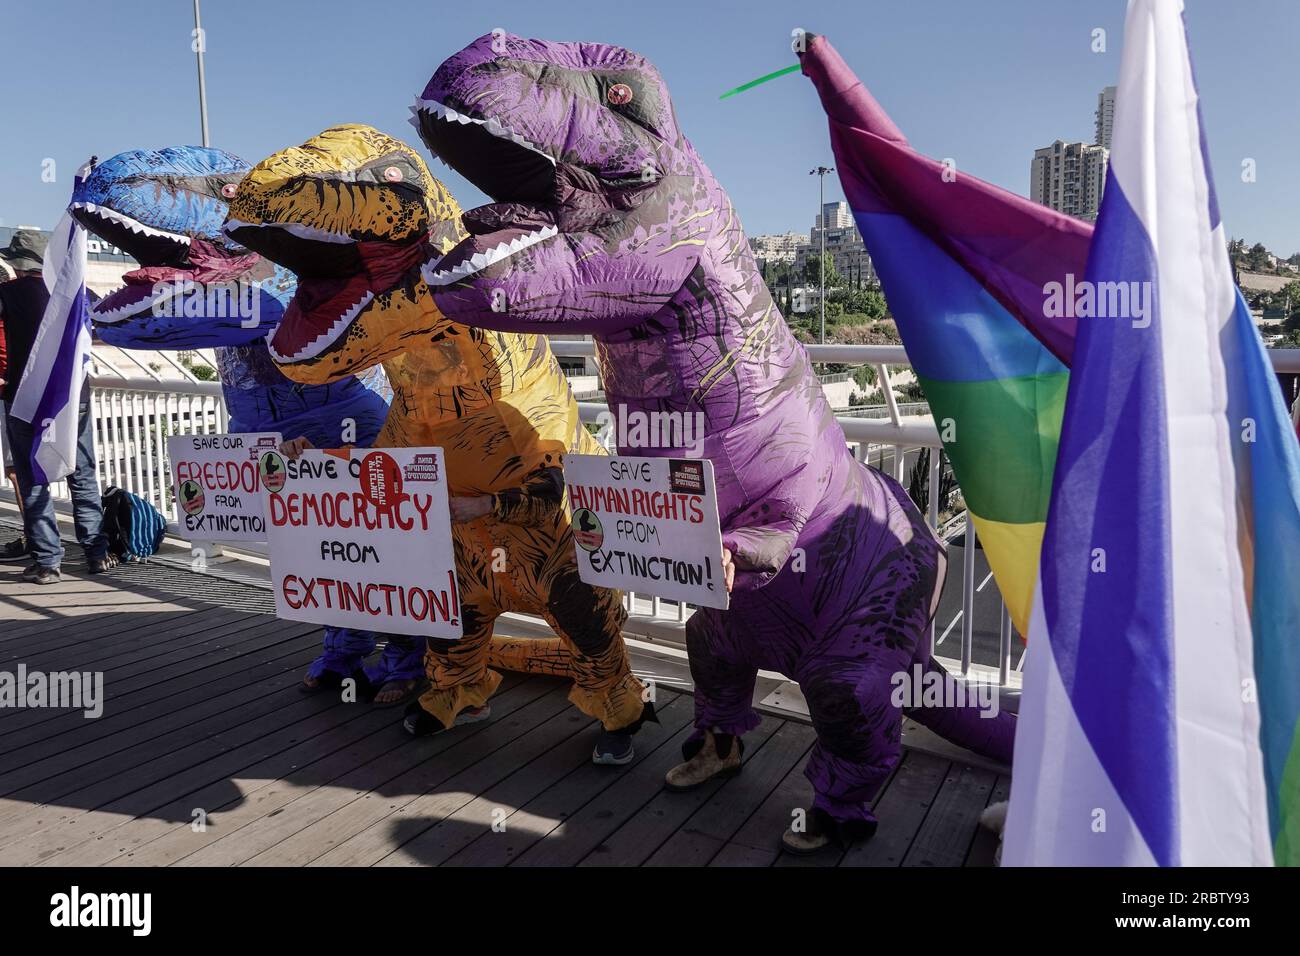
[0,533,1007,867]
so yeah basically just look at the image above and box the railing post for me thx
[139,391,156,511]
[999,600,1012,686]
[107,390,122,489]
[961,510,976,676]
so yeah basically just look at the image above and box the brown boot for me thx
[664,731,742,791]
[781,808,878,855]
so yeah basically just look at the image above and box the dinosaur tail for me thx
[902,657,1016,765]
[486,634,576,678]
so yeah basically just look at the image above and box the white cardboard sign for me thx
[563,453,729,610]
[167,432,282,541]
[263,446,462,639]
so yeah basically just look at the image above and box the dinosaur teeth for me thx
[70,202,192,245]
[223,219,355,245]
[91,283,178,324]
[413,97,557,167]
[420,225,558,287]
[269,290,374,363]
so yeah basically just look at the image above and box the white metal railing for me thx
[64,344,1300,686]
[86,377,226,519]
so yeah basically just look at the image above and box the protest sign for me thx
[563,454,728,610]
[167,432,282,541]
[264,446,462,639]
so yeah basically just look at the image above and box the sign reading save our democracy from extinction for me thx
[263,446,462,639]
[167,432,283,541]
[563,454,728,610]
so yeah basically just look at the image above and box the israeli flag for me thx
[1003,0,1300,866]
[10,159,96,484]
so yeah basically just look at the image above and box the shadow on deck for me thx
[0,538,1007,868]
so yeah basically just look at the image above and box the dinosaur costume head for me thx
[414,33,709,328]
[224,125,466,383]
[70,147,289,347]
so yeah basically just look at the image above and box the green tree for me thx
[1247,242,1271,271]
[1279,281,1300,334]
[828,284,888,320]
[802,252,842,289]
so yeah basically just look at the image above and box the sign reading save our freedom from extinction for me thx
[263,447,462,639]
[167,432,283,541]
[563,454,728,610]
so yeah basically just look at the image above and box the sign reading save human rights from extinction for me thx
[563,454,728,610]
[167,432,283,541]
[263,446,462,639]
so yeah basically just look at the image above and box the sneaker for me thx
[20,562,42,581]
[454,704,492,726]
[664,730,743,791]
[32,566,62,586]
[592,728,635,766]
[402,702,491,737]
[0,536,28,562]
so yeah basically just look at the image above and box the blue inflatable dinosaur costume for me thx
[70,146,421,691]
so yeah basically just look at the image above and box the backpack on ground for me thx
[101,486,167,561]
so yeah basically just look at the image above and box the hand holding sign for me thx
[280,436,314,460]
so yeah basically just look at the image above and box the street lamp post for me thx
[810,166,834,343]
[193,0,210,147]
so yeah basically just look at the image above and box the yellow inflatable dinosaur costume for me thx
[225,126,649,756]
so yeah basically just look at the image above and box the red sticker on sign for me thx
[360,451,404,508]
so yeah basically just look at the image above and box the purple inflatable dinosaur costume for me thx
[413,33,1015,849]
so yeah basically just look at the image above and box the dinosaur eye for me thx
[220,183,239,198]
[383,166,404,182]
[607,83,633,106]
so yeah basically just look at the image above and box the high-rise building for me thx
[1029,140,1109,222]
[795,223,875,287]
[1095,85,1116,149]
[801,200,873,285]
[814,200,853,231]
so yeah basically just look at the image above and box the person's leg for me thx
[404,528,504,733]
[407,608,501,733]
[65,399,108,564]
[0,401,27,557]
[5,415,62,569]
[303,627,378,691]
[537,561,646,733]
[795,653,908,836]
[365,634,429,705]
[665,607,762,789]
[785,494,941,853]
[0,459,27,560]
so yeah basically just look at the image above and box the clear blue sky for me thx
[2,0,1296,254]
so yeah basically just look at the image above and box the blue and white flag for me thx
[10,159,96,484]
[1003,0,1300,866]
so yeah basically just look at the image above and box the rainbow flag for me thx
[799,36,1092,636]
